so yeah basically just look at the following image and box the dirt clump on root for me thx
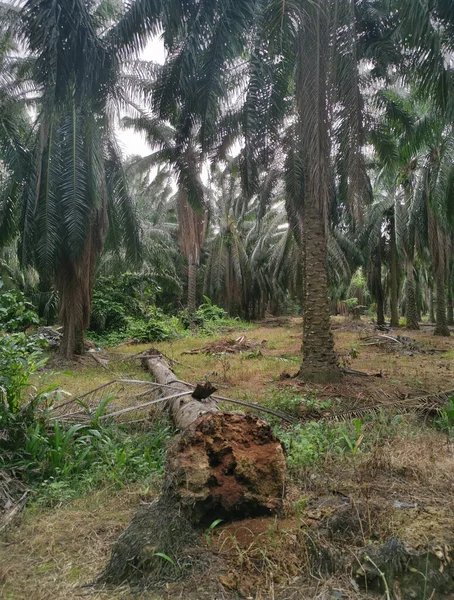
[167,412,286,523]
[100,412,286,587]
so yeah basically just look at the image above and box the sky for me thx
[117,37,166,157]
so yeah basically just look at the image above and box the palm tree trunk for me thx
[296,9,340,383]
[390,216,399,327]
[57,210,105,359]
[447,290,454,326]
[371,239,385,326]
[429,286,436,323]
[58,255,93,358]
[187,262,197,313]
[405,260,419,330]
[300,202,340,382]
[434,270,450,336]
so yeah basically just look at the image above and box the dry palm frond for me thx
[315,389,454,423]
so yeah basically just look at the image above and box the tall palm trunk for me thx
[429,285,436,323]
[447,290,454,326]
[58,262,88,357]
[405,259,419,330]
[177,189,207,314]
[389,216,399,327]
[301,201,340,381]
[370,237,385,326]
[434,270,450,336]
[58,228,98,358]
[187,261,197,313]
[296,8,340,383]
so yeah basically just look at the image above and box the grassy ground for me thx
[1,317,454,599]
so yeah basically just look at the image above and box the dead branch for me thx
[98,391,193,420]
[0,492,28,532]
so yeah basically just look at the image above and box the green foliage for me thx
[195,297,228,324]
[277,420,365,469]
[204,518,223,546]
[0,333,47,414]
[87,297,249,347]
[91,273,160,325]
[90,296,128,333]
[88,274,186,345]
[182,297,251,336]
[0,281,39,332]
[2,405,173,506]
[262,389,305,418]
[434,397,454,437]
[344,297,359,312]
[349,345,360,359]
[128,317,174,343]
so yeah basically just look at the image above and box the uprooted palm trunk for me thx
[100,356,286,584]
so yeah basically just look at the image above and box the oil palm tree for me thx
[148,0,379,382]
[204,162,253,317]
[99,163,181,297]
[6,0,146,358]
[371,88,454,336]
[122,113,207,313]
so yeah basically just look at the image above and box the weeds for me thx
[434,397,454,438]
[204,519,223,547]
[24,419,173,506]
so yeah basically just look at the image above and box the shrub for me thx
[434,397,454,438]
[0,333,47,413]
[89,296,128,333]
[3,411,173,505]
[195,297,228,324]
[129,308,177,342]
[0,281,39,332]
[276,420,364,468]
[91,273,160,321]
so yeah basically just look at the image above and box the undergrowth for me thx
[87,298,252,347]
[0,332,174,507]
[30,420,173,506]
[265,388,424,470]
[3,413,173,507]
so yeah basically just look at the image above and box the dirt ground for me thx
[1,317,454,599]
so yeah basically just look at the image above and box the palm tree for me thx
[7,0,145,358]
[149,0,380,382]
[122,114,207,313]
[0,6,32,250]
[100,163,181,298]
[203,162,255,316]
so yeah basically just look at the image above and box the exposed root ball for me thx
[100,412,286,585]
[166,411,286,524]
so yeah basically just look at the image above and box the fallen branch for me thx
[98,391,193,420]
[0,492,28,532]
[341,368,382,378]
[211,393,298,424]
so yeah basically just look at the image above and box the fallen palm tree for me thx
[99,353,286,585]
